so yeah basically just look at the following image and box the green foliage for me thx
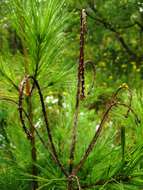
[1,0,143,190]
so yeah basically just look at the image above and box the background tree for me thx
[67,0,143,87]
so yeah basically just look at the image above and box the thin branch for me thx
[86,12,138,59]
[116,102,140,124]
[111,84,132,117]
[0,97,50,150]
[69,9,87,175]
[19,77,32,139]
[135,21,143,32]
[72,102,117,175]
[72,95,139,175]
[19,76,68,176]
[117,23,136,30]
[30,40,41,94]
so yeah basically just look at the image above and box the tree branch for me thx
[18,76,68,177]
[72,101,117,175]
[69,9,87,176]
[86,11,138,60]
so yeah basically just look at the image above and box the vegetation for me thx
[1,0,143,190]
